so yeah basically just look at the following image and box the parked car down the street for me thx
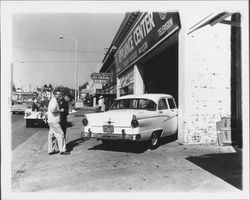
[11,101,28,114]
[81,94,178,149]
[24,107,48,127]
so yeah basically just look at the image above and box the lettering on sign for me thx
[130,51,138,62]
[138,42,148,54]
[91,73,112,81]
[94,80,108,84]
[115,12,180,74]
[118,12,155,64]
[133,12,155,46]
[158,17,173,37]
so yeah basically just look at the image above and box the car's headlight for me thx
[131,115,139,128]
[82,114,88,126]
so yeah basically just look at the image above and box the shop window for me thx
[120,83,134,96]
[158,98,168,110]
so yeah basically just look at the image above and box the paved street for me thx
[11,114,45,150]
[11,107,242,193]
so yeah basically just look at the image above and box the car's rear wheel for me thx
[148,132,160,149]
[26,119,32,127]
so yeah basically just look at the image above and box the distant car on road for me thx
[81,94,178,149]
[11,101,28,114]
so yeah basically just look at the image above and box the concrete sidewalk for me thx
[11,109,243,193]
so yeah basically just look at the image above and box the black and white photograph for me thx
[1,1,249,200]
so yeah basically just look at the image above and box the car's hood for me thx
[86,109,149,126]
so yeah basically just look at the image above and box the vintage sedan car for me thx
[82,94,178,149]
[11,101,28,114]
[24,107,48,127]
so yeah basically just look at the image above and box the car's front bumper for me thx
[82,132,141,141]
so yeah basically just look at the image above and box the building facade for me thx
[99,9,247,146]
[96,46,117,110]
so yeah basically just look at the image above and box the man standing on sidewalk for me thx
[47,90,70,155]
[59,93,71,137]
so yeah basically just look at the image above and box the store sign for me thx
[94,80,108,84]
[91,73,112,81]
[114,12,181,74]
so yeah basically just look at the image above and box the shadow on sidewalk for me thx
[88,141,148,154]
[88,134,178,154]
[66,137,88,152]
[186,149,242,190]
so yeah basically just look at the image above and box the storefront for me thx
[115,12,181,102]
[97,45,118,109]
[104,8,247,146]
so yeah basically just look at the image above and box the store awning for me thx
[188,12,240,35]
[96,85,116,95]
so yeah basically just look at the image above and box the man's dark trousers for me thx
[59,98,69,138]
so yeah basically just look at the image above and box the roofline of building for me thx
[99,12,141,73]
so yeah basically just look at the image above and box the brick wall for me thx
[183,23,232,144]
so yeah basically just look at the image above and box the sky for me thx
[3,0,247,93]
[12,13,124,90]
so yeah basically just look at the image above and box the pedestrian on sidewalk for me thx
[59,93,72,138]
[98,96,105,112]
[47,90,70,155]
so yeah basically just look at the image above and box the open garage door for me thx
[139,32,179,106]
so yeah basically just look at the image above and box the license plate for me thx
[103,125,114,133]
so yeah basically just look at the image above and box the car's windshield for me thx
[109,98,157,111]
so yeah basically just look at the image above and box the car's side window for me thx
[158,98,168,110]
[167,98,176,109]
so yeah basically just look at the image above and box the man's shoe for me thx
[48,151,59,155]
[60,151,70,155]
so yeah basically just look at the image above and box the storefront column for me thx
[116,77,120,98]
[93,97,96,107]
[134,65,144,95]
[177,11,186,144]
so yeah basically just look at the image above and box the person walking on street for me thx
[47,90,69,155]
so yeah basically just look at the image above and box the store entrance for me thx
[142,37,179,105]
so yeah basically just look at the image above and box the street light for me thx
[59,35,78,103]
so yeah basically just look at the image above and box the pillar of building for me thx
[177,11,187,144]
[116,77,120,98]
[133,64,144,95]
[93,97,96,107]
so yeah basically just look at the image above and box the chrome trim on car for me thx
[83,132,141,141]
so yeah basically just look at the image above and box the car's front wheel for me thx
[148,132,160,150]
